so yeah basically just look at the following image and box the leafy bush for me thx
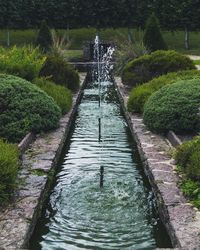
[175,136,200,181]
[0,139,19,204]
[39,54,80,92]
[143,79,200,134]
[33,78,72,115]
[143,13,167,52]
[36,20,53,52]
[127,70,200,113]
[0,46,46,81]
[175,136,200,209]
[0,74,61,143]
[122,50,195,87]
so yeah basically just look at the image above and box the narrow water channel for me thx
[30,75,172,249]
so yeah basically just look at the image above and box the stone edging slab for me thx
[114,77,200,250]
[0,73,87,250]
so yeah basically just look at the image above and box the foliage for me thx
[180,178,200,208]
[36,20,53,52]
[0,74,61,143]
[143,13,167,52]
[175,136,200,181]
[175,135,200,209]
[122,50,195,87]
[51,29,70,57]
[0,139,19,204]
[33,77,72,115]
[1,0,199,33]
[114,31,148,75]
[39,54,80,92]
[127,70,200,113]
[143,79,200,134]
[0,45,46,81]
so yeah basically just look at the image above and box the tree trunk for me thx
[67,23,70,43]
[184,26,190,50]
[7,28,10,47]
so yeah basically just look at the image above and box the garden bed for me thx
[114,76,200,250]
[0,73,86,250]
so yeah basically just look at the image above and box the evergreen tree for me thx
[143,13,167,52]
[36,20,53,52]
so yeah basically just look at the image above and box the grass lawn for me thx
[193,60,200,65]
[0,28,200,56]
[62,50,83,61]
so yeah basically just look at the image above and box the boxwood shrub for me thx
[0,74,61,143]
[33,77,72,115]
[127,70,200,113]
[122,50,195,87]
[0,139,19,204]
[39,54,80,92]
[143,79,200,134]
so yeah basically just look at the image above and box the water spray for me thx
[94,35,115,188]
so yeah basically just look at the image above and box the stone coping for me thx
[18,132,36,155]
[0,73,87,250]
[114,77,200,250]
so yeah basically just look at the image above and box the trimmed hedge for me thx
[143,79,200,134]
[0,74,61,143]
[39,54,80,92]
[127,70,200,113]
[122,50,195,87]
[0,46,46,81]
[0,139,19,204]
[33,78,72,115]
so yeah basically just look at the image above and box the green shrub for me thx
[175,136,200,181]
[127,70,200,113]
[36,20,53,52]
[0,46,46,81]
[180,179,200,199]
[0,139,19,204]
[33,78,72,115]
[143,13,167,52]
[143,79,200,134]
[39,54,80,92]
[122,50,195,87]
[0,74,61,143]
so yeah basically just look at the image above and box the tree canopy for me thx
[0,0,199,32]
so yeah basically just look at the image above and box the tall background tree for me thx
[0,0,199,50]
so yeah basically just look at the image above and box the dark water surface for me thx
[30,78,171,250]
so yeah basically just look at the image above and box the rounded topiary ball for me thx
[0,74,61,143]
[122,50,196,87]
[143,79,200,134]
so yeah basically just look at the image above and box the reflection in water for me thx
[30,78,171,250]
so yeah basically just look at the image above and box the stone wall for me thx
[0,73,87,250]
[114,77,200,250]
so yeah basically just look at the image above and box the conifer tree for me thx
[143,13,167,52]
[36,20,53,52]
